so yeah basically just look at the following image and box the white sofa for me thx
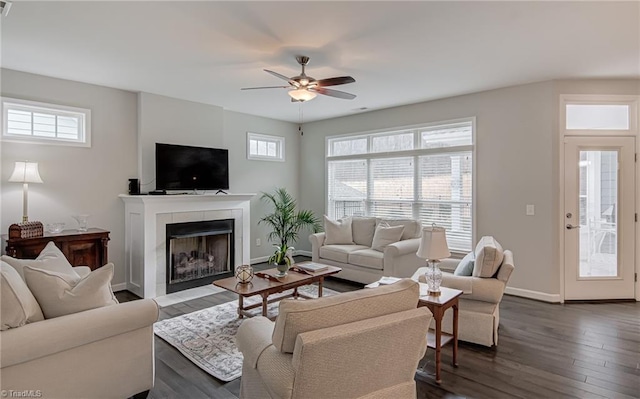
[309,217,425,284]
[1,258,158,399]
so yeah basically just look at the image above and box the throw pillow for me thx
[23,263,119,319]
[324,216,354,245]
[351,217,377,247]
[453,252,475,276]
[472,236,505,278]
[2,241,80,282]
[371,223,405,252]
[378,219,422,240]
[1,261,44,330]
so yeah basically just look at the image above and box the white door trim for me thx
[558,94,640,302]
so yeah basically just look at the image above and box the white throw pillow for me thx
[2,241,80,282]
[351,217,377,247]
[378,219,422,240]
[1,261,44,330]
[371,223,405,252]
[23,263,119,319]
[324,216,354,245]
[472,236,505,278]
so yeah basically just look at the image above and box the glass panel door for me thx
[578,150,618,278]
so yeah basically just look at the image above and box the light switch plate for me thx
[526,204,535,216]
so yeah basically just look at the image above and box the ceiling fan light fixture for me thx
[288,89,317,102]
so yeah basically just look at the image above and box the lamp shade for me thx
[416,225,451,260]
[8,161,43,183]
[288,89,317,102]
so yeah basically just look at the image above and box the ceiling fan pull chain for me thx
[299,103,304,136]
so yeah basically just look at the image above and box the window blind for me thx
[327,119,474,252]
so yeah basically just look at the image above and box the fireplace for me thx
[166,219,234,294]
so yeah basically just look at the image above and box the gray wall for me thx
[300,81,557,295]
[1,69,138,286]
[1,70,301,286]
[138,92,224,188]
[222,111,301,260]
[300,78,640,298]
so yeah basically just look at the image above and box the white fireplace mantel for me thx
[120,193,255,298]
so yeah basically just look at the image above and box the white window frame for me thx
[247,132,285,162]
[2,97,91,147]
[560,94,638,137]
[325,117,476,254]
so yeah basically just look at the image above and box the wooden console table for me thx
[4,228,110,270]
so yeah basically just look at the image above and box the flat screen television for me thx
[155,143,229,191]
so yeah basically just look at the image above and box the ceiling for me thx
[1,1,638,123]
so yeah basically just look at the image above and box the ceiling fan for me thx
[242,55,356,102]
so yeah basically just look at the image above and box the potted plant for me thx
[259,188,321,277]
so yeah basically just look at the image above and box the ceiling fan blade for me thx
[312,87,357,100]
[241,86,290,90]
[316,76,356,87]
[264,69,298,87]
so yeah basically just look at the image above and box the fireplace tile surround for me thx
[120,194,254,298]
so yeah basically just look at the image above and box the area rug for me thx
[153,284,339,382]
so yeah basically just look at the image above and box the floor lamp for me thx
[9,161,43,223]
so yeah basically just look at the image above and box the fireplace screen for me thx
[169,233,230,285]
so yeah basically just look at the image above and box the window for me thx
[247,132,285,161]
[326,119,474,252]
[561,95,638,134]
[2,98,91,146]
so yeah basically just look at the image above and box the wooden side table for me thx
[4,228,110,270]
[418,285,462,384]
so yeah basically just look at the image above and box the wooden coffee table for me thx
[213,262,341,319]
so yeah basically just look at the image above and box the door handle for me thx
[566,224,581,230]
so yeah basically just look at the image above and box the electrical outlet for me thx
[256,238,261,246]
[526,204,535,216]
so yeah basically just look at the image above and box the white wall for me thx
[222,110,301,261]
[0,69,138,286]
[300,81,558,297]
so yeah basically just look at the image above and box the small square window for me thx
[247,132,285,161]
[2,97,91,147]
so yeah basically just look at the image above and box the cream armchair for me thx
[236,279,432,399]
[411,250,514,347]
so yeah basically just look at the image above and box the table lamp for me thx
[416,224,450,296]
[8,161,43,223]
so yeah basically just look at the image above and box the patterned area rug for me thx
[153,284,339,382]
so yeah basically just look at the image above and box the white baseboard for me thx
[251,250,312,265]
[250,255,270,264]
[112,282,127,292]
[505,286,561,303]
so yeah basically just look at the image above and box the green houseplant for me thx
[259,188,321,276]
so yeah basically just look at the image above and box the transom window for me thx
[247,132,285,161]
[326,119,475,252]
[2,98,91,147]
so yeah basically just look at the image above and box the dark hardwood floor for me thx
[117,258,640,399]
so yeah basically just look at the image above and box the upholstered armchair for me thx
[236,279,432,399]
[411,243,514,347]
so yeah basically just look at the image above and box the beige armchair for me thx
[236,279,432,399]
[411,250,514,347]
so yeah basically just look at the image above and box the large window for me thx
[326,119,474,252]
[2,97,91,146]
